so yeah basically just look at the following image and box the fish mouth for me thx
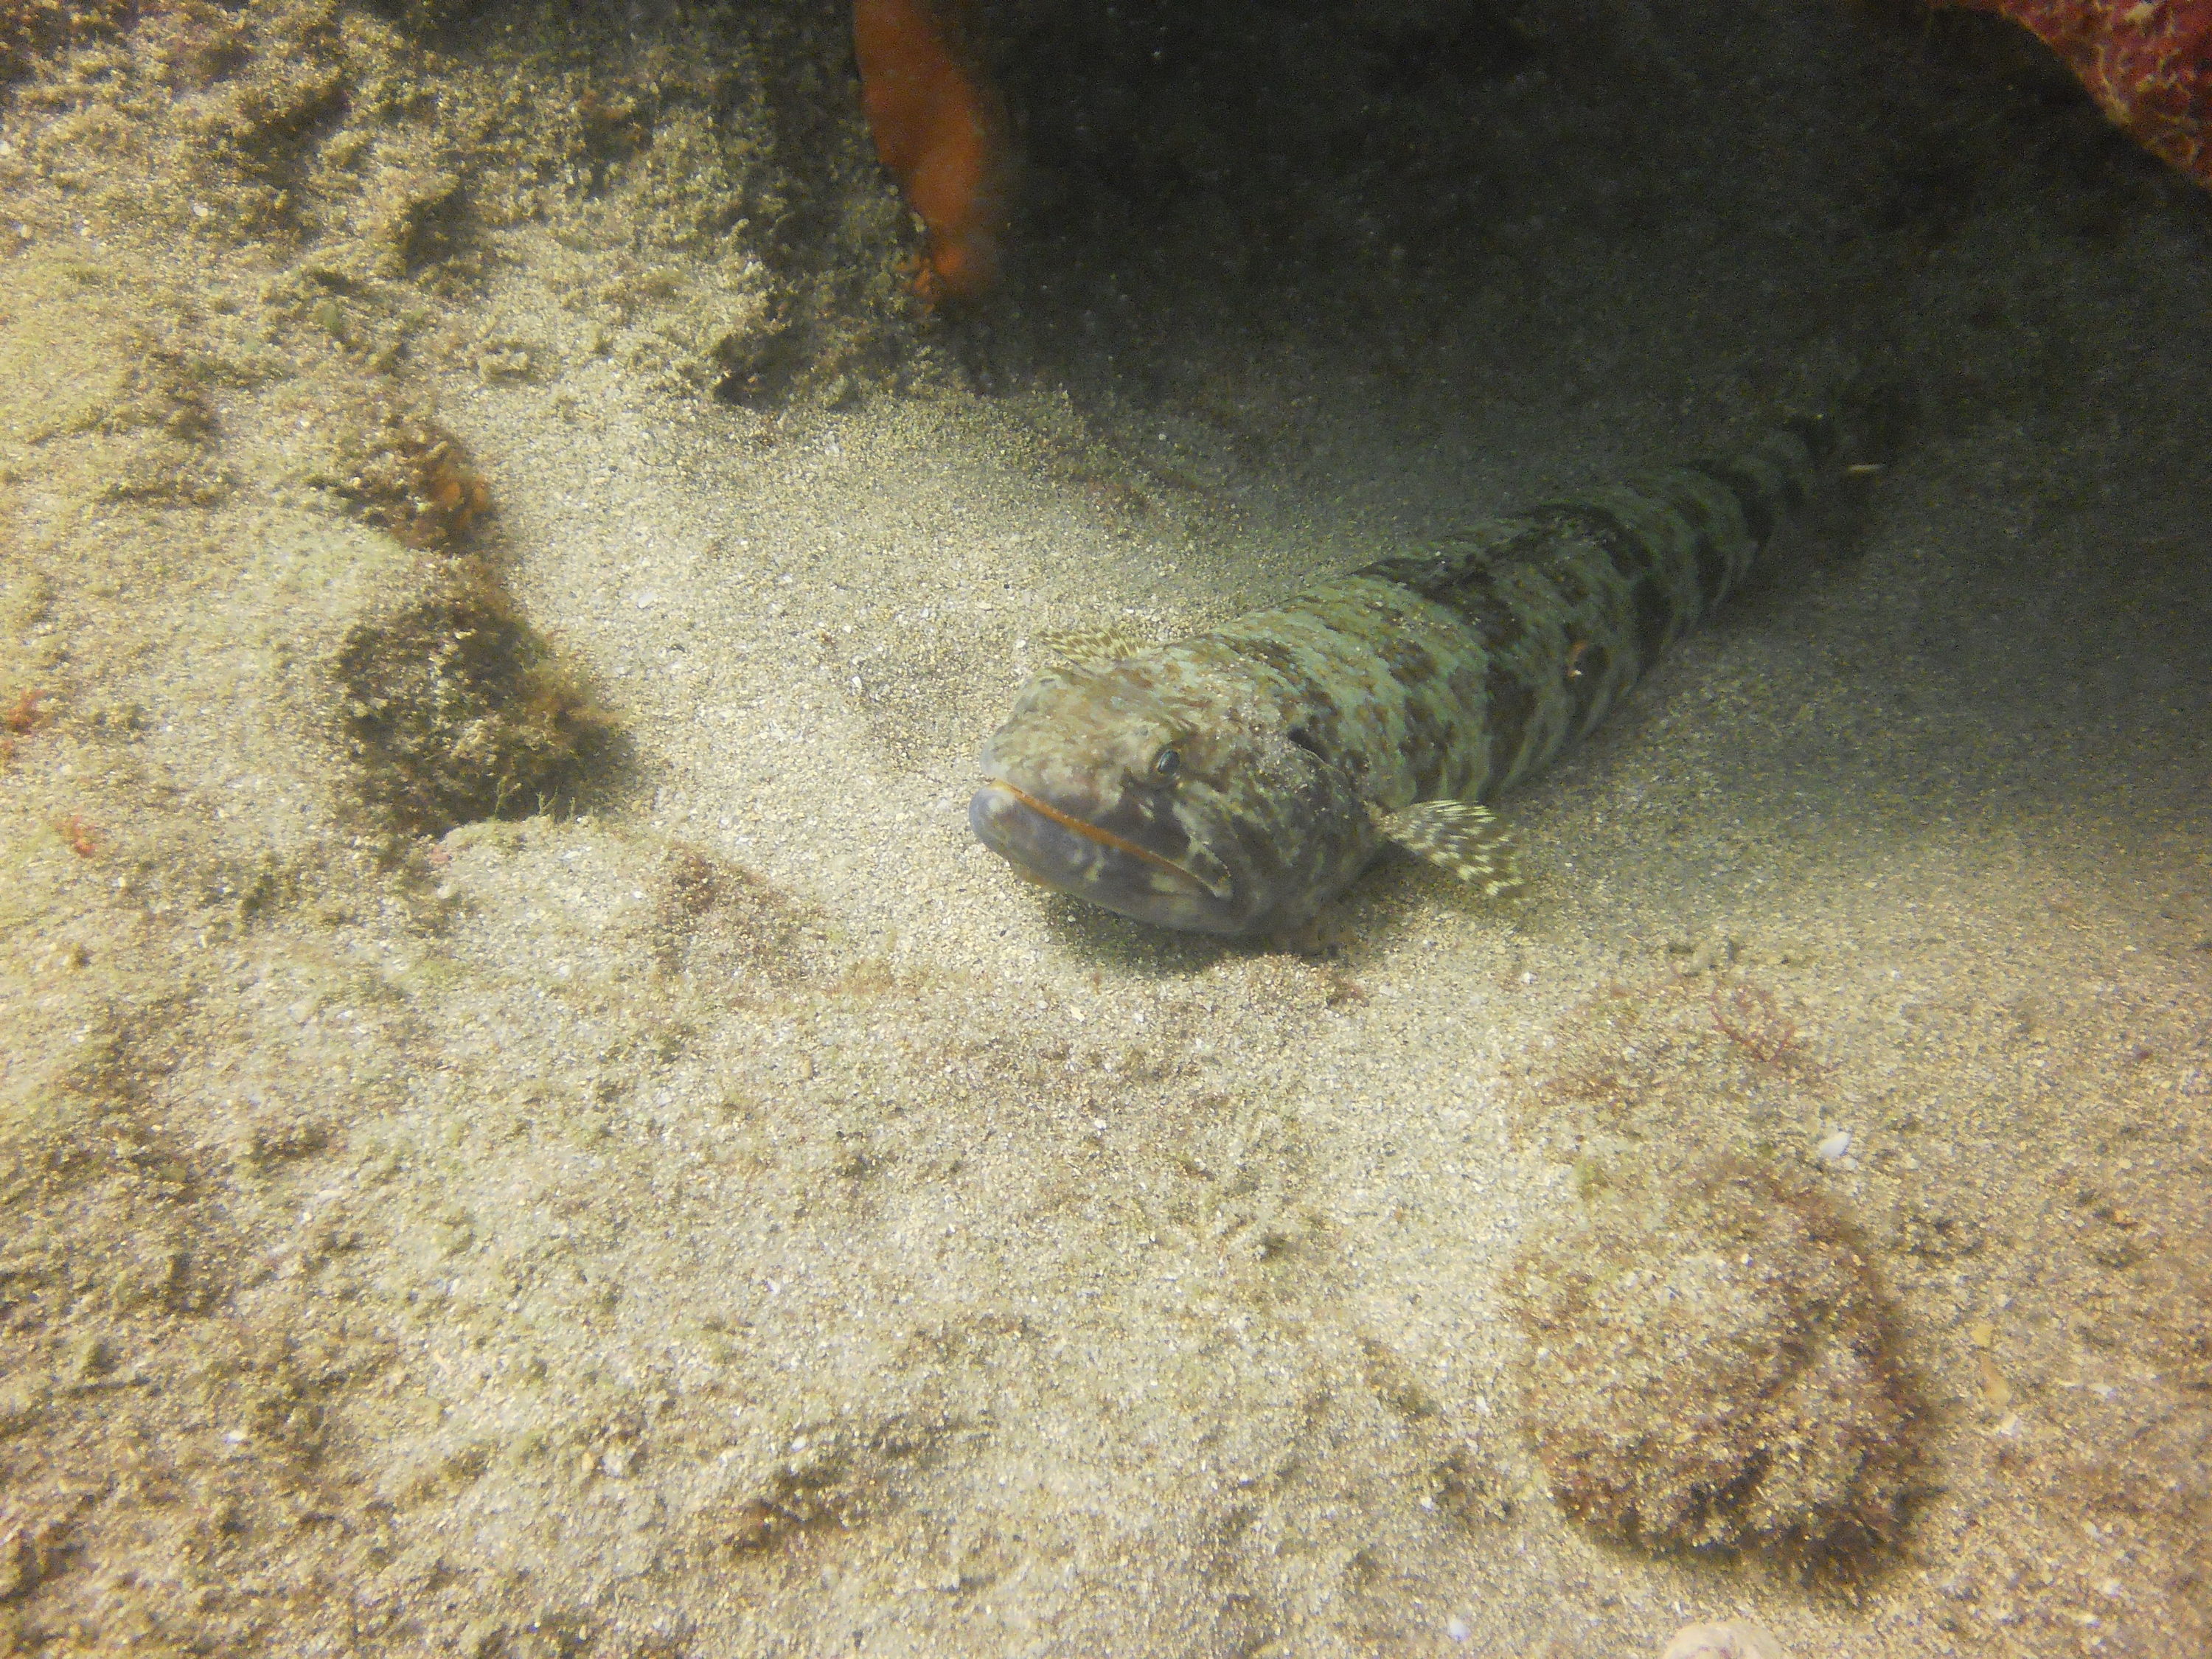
[968,781,1230,916]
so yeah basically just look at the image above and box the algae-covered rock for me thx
[335,565,614,835]
[317,393,492,552]
[1507,1161,1919,1571]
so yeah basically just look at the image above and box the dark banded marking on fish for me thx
[970,409,1868,939]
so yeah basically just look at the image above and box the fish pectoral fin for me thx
[1037,622,1160,673]
[1368,799,1523,900]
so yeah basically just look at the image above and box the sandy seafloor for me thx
[1,1,2208,1655]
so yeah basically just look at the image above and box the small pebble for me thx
[1815,1129,1851,1164]
[1445,1615,1472,1643]
[1659,1621,1789,1659]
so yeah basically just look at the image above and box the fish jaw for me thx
[967,779,1242,934]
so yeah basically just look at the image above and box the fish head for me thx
[969,658,1363,936]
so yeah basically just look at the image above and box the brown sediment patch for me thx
[1506,1160,1921,1574]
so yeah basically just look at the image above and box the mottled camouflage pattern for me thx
[971,416,1837,937]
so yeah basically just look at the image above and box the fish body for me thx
[970,412,1860,938]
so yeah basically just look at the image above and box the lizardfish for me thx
[971,405,1886,939]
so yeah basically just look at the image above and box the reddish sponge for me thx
[1938,0,2212,187]
[853,0,1007,301]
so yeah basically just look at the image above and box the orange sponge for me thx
[853,0,1007,300]
[1938,0,2212,187]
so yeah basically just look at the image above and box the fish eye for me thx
[1150,745,1182,782]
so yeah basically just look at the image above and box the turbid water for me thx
[1,3,2206,1655]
